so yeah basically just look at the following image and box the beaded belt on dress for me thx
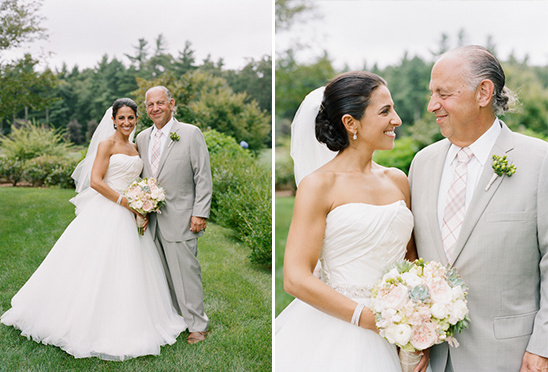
[324,280,372,299]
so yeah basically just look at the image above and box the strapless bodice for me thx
[103,154,144,193]
[320,200,413,298]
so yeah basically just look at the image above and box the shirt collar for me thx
[447,118,501,166]
[151,117,174,137]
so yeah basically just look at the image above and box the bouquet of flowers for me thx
[124,177,166,235]
[370,259,470,372]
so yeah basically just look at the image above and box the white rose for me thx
[150,189,163,200]
[447,300,468,324]
[381,308,397,321]
[431,303,449,319]
[401,272,422,287]
[371,298,385,313]
[385,323,412,346]
[132,200,144,210]
[394,324,413,346]
[451,285,465,301]
[384,324,398,344]
[383,268,400,281]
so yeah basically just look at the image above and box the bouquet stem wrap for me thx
[399,349,421,372]
[136,215,146,236]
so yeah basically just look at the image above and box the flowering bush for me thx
[370,259,470,352]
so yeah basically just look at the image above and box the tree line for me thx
[0,0,272,151]
[276,46,548,148]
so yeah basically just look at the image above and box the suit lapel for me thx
[156,121,182,177]
[427,140,452,265]
[450,122,515,266]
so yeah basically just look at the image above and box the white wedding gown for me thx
[1,154,187,361]
[276,200,413,371]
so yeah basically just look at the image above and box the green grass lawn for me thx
[0,188,271,371]
[275,196,295,316]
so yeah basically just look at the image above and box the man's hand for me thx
[190,216,207,233]
[521,351,548,372]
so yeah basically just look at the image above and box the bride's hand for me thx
[119,197,149,231]
[140,214,149,231]
[414,349,430,372]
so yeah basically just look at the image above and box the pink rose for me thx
[384,284,409,310]
[427,277,452,305]
[142,200,153,212]
[410,322,438,350]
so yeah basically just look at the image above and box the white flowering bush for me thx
[370,259,470,352]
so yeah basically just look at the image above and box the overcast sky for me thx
[276,0,548,70]
[5,0,272,71]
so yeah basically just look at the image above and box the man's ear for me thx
[477,79,495,108]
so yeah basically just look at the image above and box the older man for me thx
[136,86,212,344]
[409,46,548,371]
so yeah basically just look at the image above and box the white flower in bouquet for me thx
[124,177,166,235]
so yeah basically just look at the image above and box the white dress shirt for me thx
[437,119,502,229]
[148,118,175,166]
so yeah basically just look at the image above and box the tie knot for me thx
[155,130,163,138]
[457,147,473,164]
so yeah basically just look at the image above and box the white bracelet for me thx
[116,195,123,205]
[351,303,366,327]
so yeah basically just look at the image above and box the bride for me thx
[1,98,187,360]
[275,72,429,371]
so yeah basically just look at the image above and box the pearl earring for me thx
[353,132,357,140]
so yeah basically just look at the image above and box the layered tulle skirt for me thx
[275,298,401,371]
[1,190,187,360]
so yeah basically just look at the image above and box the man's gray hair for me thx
[144,86,176,114]
[443,45,518,116]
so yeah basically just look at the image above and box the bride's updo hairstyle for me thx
[316,71,386,151]
[112,98,138,117]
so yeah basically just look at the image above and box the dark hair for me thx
[315,71,387,151]
[112,97,138,118]
[448,45,517,115]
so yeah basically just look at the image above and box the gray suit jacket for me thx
[135,120,212,242]
[409,122,548,372]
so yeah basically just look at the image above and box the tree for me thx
[172,41,197,76]
[189,71,270,150]
[224,55,272,114]
[153,33,168,56]
[0,54,57,123]
[0,0,46,51]
[275,50,335,137]
[124,38,149,72]
[66,118,84,145]
[275,0,316,32]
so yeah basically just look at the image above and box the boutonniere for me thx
[485,154,517,191]
[169,132,180,146]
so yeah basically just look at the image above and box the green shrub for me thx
[275,155,295,191]
[0,157,24,186]
[22,156,60,186]
[373,136,420,175]
[204,130,272,267]
[0,121,73,161]
[45,160,78,189]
